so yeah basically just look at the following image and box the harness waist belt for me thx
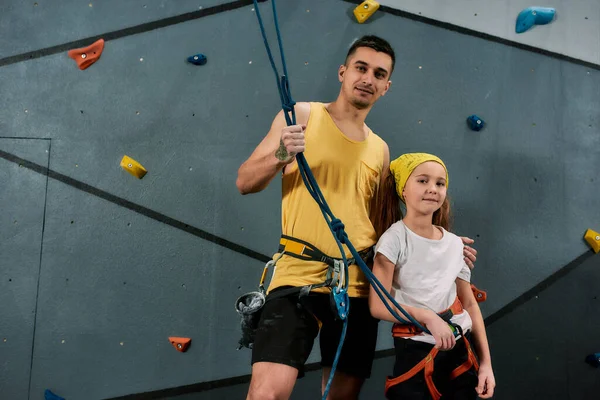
[278,234,374,267]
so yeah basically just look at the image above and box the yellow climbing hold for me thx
[120,155,147,179]
[584,229,600,253]
[354,0,380,24]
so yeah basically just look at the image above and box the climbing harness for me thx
[385,298,480,400]
[235,237,373,350]
[248,1,452,398]
[278,235,374,319]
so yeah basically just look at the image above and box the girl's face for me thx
[402,161,447,216]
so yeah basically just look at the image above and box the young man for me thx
[236,36,477,400]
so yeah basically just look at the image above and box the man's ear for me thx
[381,80,392,96]
[338,65,346,82]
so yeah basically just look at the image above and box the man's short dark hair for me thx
[345,35,395,74]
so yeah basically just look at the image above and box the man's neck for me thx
[326,98,371,129]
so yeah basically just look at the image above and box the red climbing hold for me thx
[471,284,487,303]
[169,337,191,352]
[68,39,105,70]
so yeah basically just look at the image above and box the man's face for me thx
[339,47,393,109]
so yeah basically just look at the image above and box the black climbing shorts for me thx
[251,286,380,379]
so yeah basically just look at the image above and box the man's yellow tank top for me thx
[268,102,385,298]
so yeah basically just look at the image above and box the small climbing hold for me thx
[68,39,104,70]
[515,7,556,34]
[169,337,191,352]
[584,229,600,253]
[466,115,485,131]
[187,53,207,66]
[45,389,65,400]
[471,284,487,303]
[120,155,147,179]
[353,0,380,24]
[585,353,600,368]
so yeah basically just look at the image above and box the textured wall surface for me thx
[1,0,598,398]
[379,0,600,65]
[0,139,50,400]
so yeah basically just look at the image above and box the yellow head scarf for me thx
[389,153,449,201]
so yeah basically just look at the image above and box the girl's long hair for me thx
[375,173,452,238]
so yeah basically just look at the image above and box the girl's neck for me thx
[402,213,442,240]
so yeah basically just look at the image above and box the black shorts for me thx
[386,332,479,400]
[251,286,379,379]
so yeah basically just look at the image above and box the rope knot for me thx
[331,218,347,243]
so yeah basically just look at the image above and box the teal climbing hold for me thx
[187,53,207,65]
[585,353,600,368]
[45,389,65,400]
[467,115,485,131]
[516,7,556,33]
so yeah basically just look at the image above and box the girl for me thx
[369,153,495,399]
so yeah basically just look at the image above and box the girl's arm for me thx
[456,278,495,398]
[456,279,491,365]
[368,252,436,325]
[369,252,457,350]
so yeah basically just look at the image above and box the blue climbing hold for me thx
[466,115,485,131]
[187,53,207,65]
[516,7,556,33]
[585,353,600,368]
[45,389,65,400]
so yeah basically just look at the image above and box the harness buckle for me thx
[325,259,342,288]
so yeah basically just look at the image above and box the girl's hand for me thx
[423,312,455,351]
[476,364,496,398]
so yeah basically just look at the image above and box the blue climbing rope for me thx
[251,1,434,398]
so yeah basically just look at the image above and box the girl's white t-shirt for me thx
[375,220,473,344]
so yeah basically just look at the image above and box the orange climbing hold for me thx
[169,337,191,352]
[68,39,105,70]
[471,284,487,303]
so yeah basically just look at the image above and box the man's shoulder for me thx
[366,126,387,145]
[294,102,313,124]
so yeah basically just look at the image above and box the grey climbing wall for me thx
[0,0,599,399]
[379,0,600,65]
[485,253,600,400]
[0,139,50,400]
